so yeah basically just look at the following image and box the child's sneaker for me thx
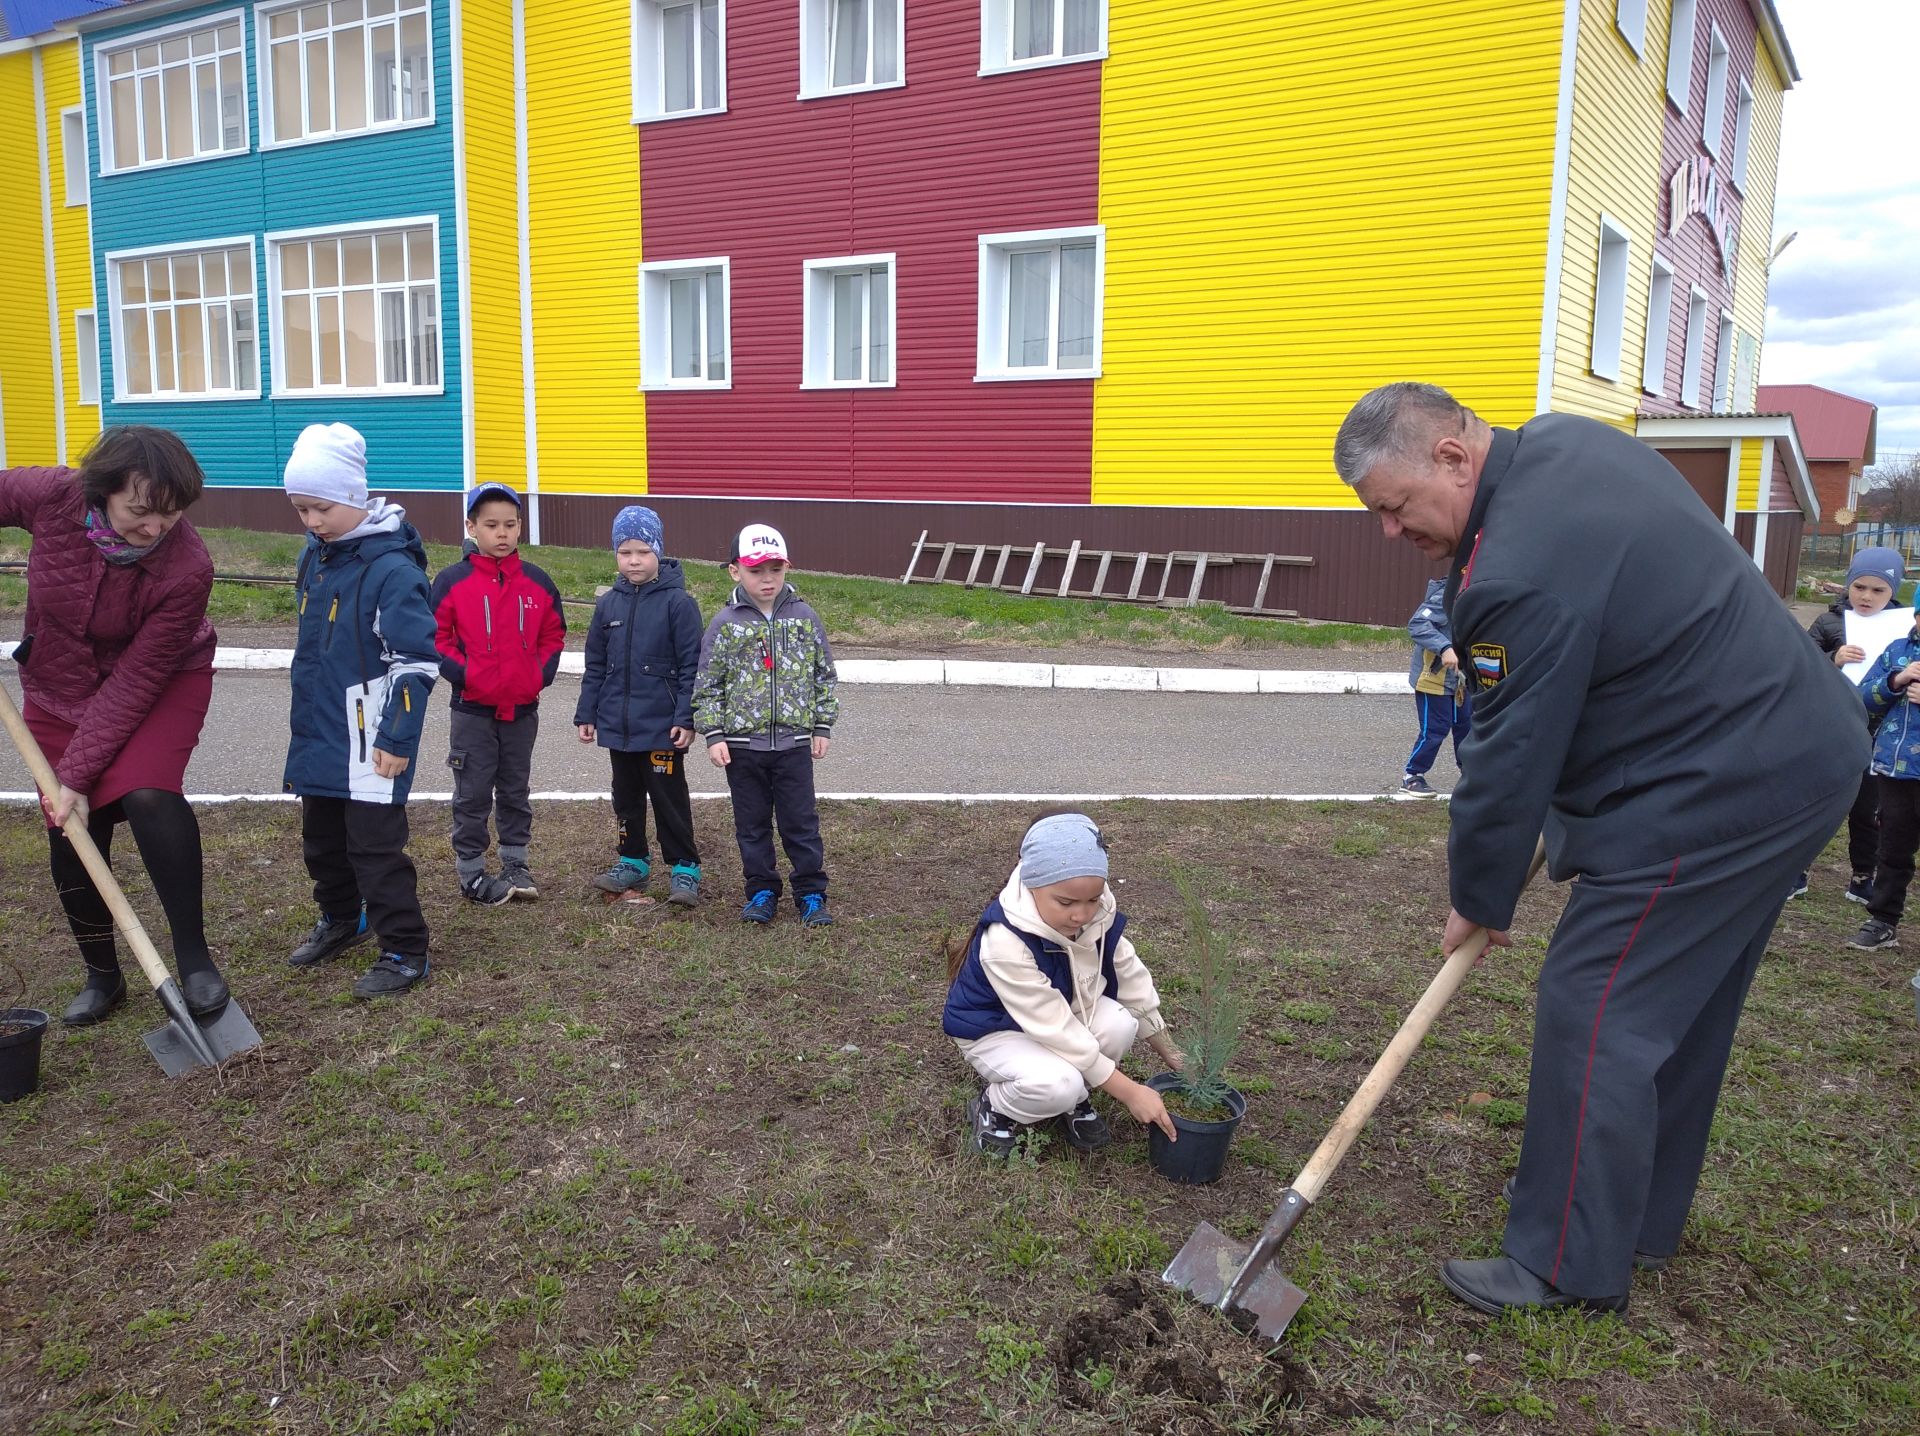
[1060,1098,1111,1152]
[461,871,514,906]
[1786,872,1809,900]
[1847,918,1898,951]
[288,908,372,967]
[501,860,539,901]
[797,893,834,928]
[1401,773,1435,796]
[668,865,701,907]
[592,860,650,895]
[741,889,777,924]
[352,953,429,999]
[967,1093,1019,1159]
[1846,873,1875,906]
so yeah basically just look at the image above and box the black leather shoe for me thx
[181,968,230,1018]
[63,977,127,1027]
[1441,1256,1628,1317]
[1502,1178,1671,1271]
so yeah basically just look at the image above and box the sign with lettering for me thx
[1668,154,1736,274]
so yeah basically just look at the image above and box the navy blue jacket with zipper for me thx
[571,559,703,751]
[282,521,439,804]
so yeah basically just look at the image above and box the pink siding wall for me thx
[637,0,1100,503]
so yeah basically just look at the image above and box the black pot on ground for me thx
[1144,1071,1246,1185]
[0,1007,51,1103]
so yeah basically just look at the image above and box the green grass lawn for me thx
[0,526,1397,654]
[2,801,1914,1434]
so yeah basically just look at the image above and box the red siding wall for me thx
[637,1,1100,503]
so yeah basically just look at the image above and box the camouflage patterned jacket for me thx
[692,584,839,751]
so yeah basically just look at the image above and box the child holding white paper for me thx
[1798,547,1906,905]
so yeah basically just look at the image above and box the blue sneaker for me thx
[797,893,834,928]
[741,890,777,924]
[352,953,429,999]
[288,908,371,967]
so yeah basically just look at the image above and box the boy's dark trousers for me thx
[1406,690,1471,777]
[1843,770,1878,876]
[1868,775,1920,927]
[610,746,699,868]
[723,744,825,900]
[301,795,430,958]
[448,706,539,870]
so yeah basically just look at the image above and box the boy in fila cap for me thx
[692,524,840,926]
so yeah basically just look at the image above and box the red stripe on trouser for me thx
[1549,856,1682,1287]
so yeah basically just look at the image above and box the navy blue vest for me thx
[941,898,1125,1041]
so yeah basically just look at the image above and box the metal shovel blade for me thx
[1163,1221,1309,1342]
[142,987,263,1077]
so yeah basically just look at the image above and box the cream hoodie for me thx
[962,868,1168,1087]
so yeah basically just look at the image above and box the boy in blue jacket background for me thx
[1849,615,1920,952]
[1402,576,1471,795]
[574,506,705,905]
[279,424,439,999]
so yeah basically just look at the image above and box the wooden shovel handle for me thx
[0,682,175,994]
[1291,838,1549,1205]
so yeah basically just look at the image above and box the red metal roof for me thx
[1752,384,1878,464]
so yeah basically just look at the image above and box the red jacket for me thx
[1,466,217,792]
[428,546,566,719]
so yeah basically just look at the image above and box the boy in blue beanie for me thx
[1796,545,1906,906]
[574,506,705,905]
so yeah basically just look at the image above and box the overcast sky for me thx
[1763,0,1918,461]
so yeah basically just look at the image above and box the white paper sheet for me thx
[1842,607,1914,682]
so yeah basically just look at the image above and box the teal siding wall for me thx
[86,0,462,494]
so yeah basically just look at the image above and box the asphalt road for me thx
[1,671,1459,799]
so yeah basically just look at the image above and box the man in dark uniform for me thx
[1334,382,1866,1315]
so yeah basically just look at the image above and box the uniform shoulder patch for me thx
[1469,642,1508,688]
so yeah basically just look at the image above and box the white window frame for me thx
[256,0,436,151]
[1590,216,1631,382]
[975,225,1104,381]
[638,257,732,390]
[1701,23,1729,155]
[61,107,89,206]
[798,0,905,99]
[1711,310,1735,414]
[266,216,445,398]
[75,311,101,405]
[1615,0,1647,56]
[1679,284,1708,409]
[1641,256,1674,395]
[1731,77,1753,191]
[94,11,250,177]
[105,235,262,403]
[1665,0,1696,111]
[801,253,896,389]
[632,0,727,123]
[979,0,1107,75]
[1733,329,1758,413]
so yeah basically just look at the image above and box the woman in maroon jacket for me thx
[2,427,227,1026]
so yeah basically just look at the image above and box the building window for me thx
[1590,217,1631,382]
[1679,284,1708,408]
[1733,329,1758,412]
[1615,0,1647,56]
[1642,256,1673,394]
[108,240,258,400]
[1665,0,1695,111]
[1701,24,1728,155]
[802,255,894,387]
[1711,312,1734,414]
[976,226,1102,380]
[75,311,100,404]
[1731,79,1753,190]
[799,0,902,97]
[98,16,246,174]
[639,259,730,389]
[261,0,433,148]
[633,0,725,121]
[61,108,88,205]
[981,0,1104,72]
[270,221,441,394]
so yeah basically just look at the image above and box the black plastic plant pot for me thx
[1144,1071,1246,1185]
[0,1007,50,1104]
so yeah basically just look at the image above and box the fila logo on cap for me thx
[734,524,789,567]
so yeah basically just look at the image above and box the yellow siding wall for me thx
[523,0,644,495]
[44,39,97,462]
[0,49,56,467]
[1736,434,1762,510]
[1092,1,1564,509]
[460,0,527,490]
[1729,43,1783,403]
[1551,0,1668,426]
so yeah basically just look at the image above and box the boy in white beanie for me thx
[280,422,440,999]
